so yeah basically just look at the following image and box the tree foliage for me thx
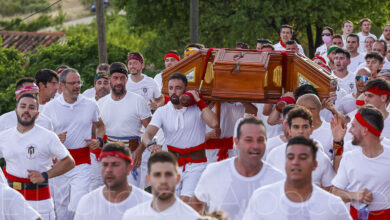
[0,0,50,17]
[0,13,65,32]
[111,0,390,58]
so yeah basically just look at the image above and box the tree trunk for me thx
[306,24,314,58]
[96,0,107,63]
[190,0,199,43]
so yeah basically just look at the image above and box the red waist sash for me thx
[167,143,207,171]
[204,136,233,161]
[350,205,390,220]
[3,168,51,201]
[68,147,91,165]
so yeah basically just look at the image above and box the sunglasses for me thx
[321,33,331,36]
[355,75,370,82]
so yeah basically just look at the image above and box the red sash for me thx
[68,147,91,165]
[204,137,233,161]
[350,205,390,220]
[3,168,51,201]
[167,143,207,171]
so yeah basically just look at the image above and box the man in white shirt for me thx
[74,142,152,220]
[190,117,284,220]
[357,18,377,54]
[266,106,336,189]
[342,20,354,48]
[35,69,59,111]
[98,62,151,188]
[273,24,305,55]
[123,151,200,220]
[82,63,111,100]
[0,93,75,219]
[244,136,351,220]
[365,51,384,76]
[0,77,53,131]
[346,34,366,74]
[0,183,42,220]
[140,73,218,202]
[42,68,106,219]
[154,51,181,90]
[333,48,356,93]
[382,24,390,45]
[332,105,390,219]
[126,52,164,111]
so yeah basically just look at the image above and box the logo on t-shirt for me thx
[26,145,37,159]
[141,87,148,98]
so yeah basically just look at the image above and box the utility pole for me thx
[190,0,199,43]
[96,0,107,63]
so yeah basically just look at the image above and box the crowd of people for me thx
[0,18,389,220]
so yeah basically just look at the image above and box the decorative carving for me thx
[273,65,282,87]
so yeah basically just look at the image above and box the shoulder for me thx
[204,157,233,174]
[131,186,153,200]
[122,201,150,218]
[253,180,284,198]
[79,186,102,205]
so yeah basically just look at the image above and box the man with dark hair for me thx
[372,40,390,70]
[342,20,354,47]
[123,152,200,219]
[141,72,218,202]
[365,51,384,75]
[332,35,344,48]
[333,48,356,93]
[364,78,390,139]
[256,39,272,50]
[285,40,299,52]
[42,68,105,219]
[0,93,75,219]
[274,24,305,55]
[126,52,164,111]
[357,18,377,53]
[332,105,390,219]
[381,24,390,44]
[82,63,111,100]
[260,44,274,51]
[190,117,283,220]
[235,42,249,49]
[98,62,151,188]
[267,106,335,189]
[74,142,151,220]
[34,69,59,109]
[244,136,351,219]
[0,77,53,131]
[346,34,366,73]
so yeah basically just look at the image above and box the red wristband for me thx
[197,99,208,111]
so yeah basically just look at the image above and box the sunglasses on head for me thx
[355,75,370,82]
[321,33,331,36]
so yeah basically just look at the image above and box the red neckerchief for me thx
[280,40,286,48]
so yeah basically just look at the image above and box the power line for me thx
[0,0,63,31]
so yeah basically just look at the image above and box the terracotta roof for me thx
[0,31,65,53]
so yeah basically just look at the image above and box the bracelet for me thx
[333,140,344,156]
[97,137,104,148]
[197,99,208,111]
[41,172,49,182]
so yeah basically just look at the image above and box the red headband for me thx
[98,151,133,164]
[15,85,39,95]
[164,53,180,62]
[312,55,327,64]
[355,111,381,137]
[356,100,365,106]
[127,53,144,64]
[366,86,390,98]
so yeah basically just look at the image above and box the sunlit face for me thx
[95,78,110,99]
[366,58,382,75]
[110,73,127,96]
[127,59,144,76]
[147,162,179,201]
[168,79,186,105]
[61,72,82,100]
[365,37,375,53]
[285,144,317,183]
[346,36,359,53]
[355,69,371,93]
[332,38,344,48]
[234,123,267,163]
[334,53,350,72]
[342,22,353,35]
[288,118,313,139]
[349,119,364,145]
[372,42,386,57]
[165,57,179,69]
[364,91,387,109]
[15,97,39,126]
[44,78,59,99]
[280,27,293,43]
[101,156,132,189]
[286,43,299,52]
[361,21,371,33]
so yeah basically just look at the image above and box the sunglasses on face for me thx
[355,75,370,82]
[321,33,331,36]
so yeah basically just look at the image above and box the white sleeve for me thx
[3,188,41,220]
[319,152,336,187]
[137,97,152,120]
[92,102,100,122]
[331,155,349,189]
[333,197,353,220]
[151,80,162,99]
[149,108,164,129]
[49,132,69,160]
[194,166,212,203]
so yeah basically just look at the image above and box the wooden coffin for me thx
[161,48,336,103]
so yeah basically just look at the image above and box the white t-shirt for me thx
[0,168,6,184]
[357,32,377,54]
[194,157,284,220]
[126,74,161,102]
[0,183,41,220]
[267,142,335,187]
[332,145,390,211]
[255,103,283,138]
[82,87,96,99]
[264,135,285,160]
[74,185,152,220]
[150,102,205,148]
[273,41,305,55]
[348,53,366,74]
[42,94,100,149]
[154,72,163,91]
[98,92,151,137]
[338,93,357,114]
[122,198,200,220]
[315,44,330,64]
[332,71,356,94]
[243,181,351,220]
[0,111,53,131]
[382,114,390,140]
[311,120,334,159]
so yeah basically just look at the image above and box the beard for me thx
[111,83,125,96]
[96,87,110,99]
[17,113,37,126]
[351,135,360,145]
[170,94,180,105]
[154,188,175,201]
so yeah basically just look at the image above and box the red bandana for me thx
[366,86,390,100]
[164,53,180,62]
[355,111,382,137]
[15,85,39,95]
[98,151,133,164]
[280,40,286,48]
